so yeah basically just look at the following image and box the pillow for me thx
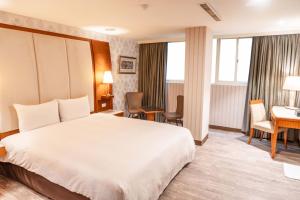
[58,96,90,122]
[14,100,60,132]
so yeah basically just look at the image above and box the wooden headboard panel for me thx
[0,23,112,134]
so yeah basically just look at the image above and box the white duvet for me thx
[1,113,195,200]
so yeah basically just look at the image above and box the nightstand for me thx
[0,143,6,157]
[98,95,114,111]
[101,110,124,117]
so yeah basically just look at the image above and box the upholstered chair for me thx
[248,99,288,149]
[125,92,145,118]
[163,95,184,126]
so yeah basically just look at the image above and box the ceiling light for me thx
[83,26,128,35]
[246,0,271,7]
[140,3,149,10]
[0,0,10,8]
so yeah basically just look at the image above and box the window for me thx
[219,39,237,82]
[167,42,185,82]
[211,39,217,83]
[211,38,252,84]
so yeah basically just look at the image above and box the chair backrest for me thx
[126,92,143,110]
[176,95,184,118]
[249,99,267,127]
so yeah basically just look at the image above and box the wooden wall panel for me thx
[209,84,247,129]
[33,34,70,102]
[0,28,39,132]
[91,40,112,111]
[167,83,184,112]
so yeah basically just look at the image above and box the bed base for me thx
[0,162,89,200]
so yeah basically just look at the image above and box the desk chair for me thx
[248,99,288,149]
[163,95,184,126]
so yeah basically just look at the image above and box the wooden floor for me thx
[1,130,300,200]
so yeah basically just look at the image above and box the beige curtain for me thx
[138,43,168,117]
[242,34,300,140]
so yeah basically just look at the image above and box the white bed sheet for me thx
[1,113,195,200]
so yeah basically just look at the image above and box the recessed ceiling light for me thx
[246,0,271,7]
[140,3,149,10]
[83,26,128,35]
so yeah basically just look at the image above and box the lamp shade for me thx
[103,71,113,84]
[283,76,300,91]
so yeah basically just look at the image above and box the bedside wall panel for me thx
[66,39,94,111]
[0,28,39,132]
[0,25,109,133]
[33,33,70,103]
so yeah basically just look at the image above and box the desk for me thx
[271,106,300,158]
[142,107,164,121]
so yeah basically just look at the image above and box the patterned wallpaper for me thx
[0,10,139,111]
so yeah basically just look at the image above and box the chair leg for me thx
[259,131,264,141]
[271,130,279,158]
[248,128,254,144]
[284,128,288,150]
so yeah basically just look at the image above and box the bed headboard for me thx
[0,27,96,133]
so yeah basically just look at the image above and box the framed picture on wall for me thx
[119,56,136,74]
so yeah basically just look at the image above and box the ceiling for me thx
[0,0,300,41]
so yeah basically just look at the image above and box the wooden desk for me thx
[271,106,300,158]
[142,107,164,121]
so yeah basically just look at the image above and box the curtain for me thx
[242,34,300,140]
[138,43,168,119]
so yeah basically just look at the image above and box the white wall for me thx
[184,27,212,141]
[167,82,184,112]
[0,10,139,111]
[167,83,247,130]
[210,84,247,129]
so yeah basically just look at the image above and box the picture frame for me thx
[119,56,137,74]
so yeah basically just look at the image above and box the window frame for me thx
[213,37,252,86]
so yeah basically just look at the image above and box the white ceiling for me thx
[0,0,300,41]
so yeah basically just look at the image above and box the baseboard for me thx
[194,134,209,146]
[209,125,241,133]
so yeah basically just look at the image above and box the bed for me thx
[0,113,195,200]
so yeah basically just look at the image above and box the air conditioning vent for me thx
[200,3,221,21]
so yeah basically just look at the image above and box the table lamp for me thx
[103,71,113,96]
[283,76,300,109]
